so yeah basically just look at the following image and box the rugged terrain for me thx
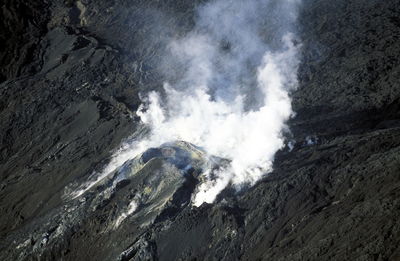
[1,0,400,260]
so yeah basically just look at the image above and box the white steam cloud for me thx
[136,0,301,206]
[70,0,302,206]
[138,35,299,206]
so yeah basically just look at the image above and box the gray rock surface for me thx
[1,0,400,260]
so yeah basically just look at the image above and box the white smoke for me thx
[69,0,302,206]
[135,0,301,206]
[114,200,138,228]
[137,34,299,206]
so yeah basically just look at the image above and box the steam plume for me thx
[71,0,301,206]
[137,0,301,206]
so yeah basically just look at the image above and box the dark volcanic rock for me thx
[0,0,50,82]
[1,0,400,260]
[1,141,208,260]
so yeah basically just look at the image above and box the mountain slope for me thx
[1,0,400,260]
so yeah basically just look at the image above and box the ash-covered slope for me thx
[1,0,400,260]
